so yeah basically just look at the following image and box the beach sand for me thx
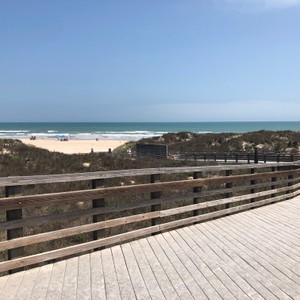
[21,139,128,154]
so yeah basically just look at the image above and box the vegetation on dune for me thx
[0,139,198,178]
[1,130,299,178]
[116,130,300,155]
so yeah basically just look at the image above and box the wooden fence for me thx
[0,162,300,274]
[174,152,300,163]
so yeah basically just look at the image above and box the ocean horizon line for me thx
[1,121,300,141]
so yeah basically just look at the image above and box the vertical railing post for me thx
[92,179,105,243]
[236,153,239,163]
[247,153,250,164]
[150,174,161,227]
[250,168,256,204]
[224,153,227,163]
[193,172,202,217]
[5,185,23,273]
[254,148,258,164]
[225,170,233,209]
[287,165,294,197]
[277,154,280,163]
[271,167,277,199]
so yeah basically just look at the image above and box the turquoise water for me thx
[0,122,300,140]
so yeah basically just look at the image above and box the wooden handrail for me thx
[0,162,299,274]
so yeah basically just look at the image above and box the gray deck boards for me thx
[1,196,300,300]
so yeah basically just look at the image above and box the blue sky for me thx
[1,0,300,122]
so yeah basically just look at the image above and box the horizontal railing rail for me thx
[173,151,300,163]
[0,162,299,274]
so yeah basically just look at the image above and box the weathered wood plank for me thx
[61,257,79,300]
[0,226,159,273]
[210,219,299,299]
[196,223,279,299]
[178,227,251,300]
[45,260,66,300]
[111,245,136,300]
[3,178,296,231]
[77,254,92,300]
[29,263,53,300]
[1,168,299,210]
[222,216,300,276]
[154,234,209,299]
[0,211,160,251]
[0,270,24,300]
[169,230,236,300]
[1,185,295,253]
[90,251,106,300]
[161,231,223,300]
[146,235,194,300]
[101,248,121,300]
[130,240,166,300]
[121,243,151,299]
[1,162,297,187]
[14,267,40,300]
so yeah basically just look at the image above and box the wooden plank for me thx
[197,223,280,300]
[154,234,209,299]
[169,230,236,300]
[146,235,194,300]
[183,226,262,299]
[222,216,300,275]
[0,226,159,273]
[45,260,66,300]
[230,212,300,262]
[178,227,251,300]
[14,267,40,300]
[77,254,92,300]
[121,243,151,299]
[101,248,121,300]
[159,193,292,232]
[111,245,136,300]
[1,168,299,210]
[1,162,297,187]
[90,251,106,300]
[161,232,223,300]
[216,218,300,296]
[1,177,297,231]
[0,273,9,294]
[0,270,24,300]
[210,219,299,299]
[30,263,53,300]
[0,211,160,251]
[130,240,166,300]
[0,191,293,273]
[160,185,295,217]
[61,257,79,300]
[137,238,180,300]
[195,224,276,299]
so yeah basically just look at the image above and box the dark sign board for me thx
[136,144,168,159]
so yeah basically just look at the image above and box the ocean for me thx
[0,122,300,141]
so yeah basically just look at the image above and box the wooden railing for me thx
[174,152,300,163]
[0,162,300,274]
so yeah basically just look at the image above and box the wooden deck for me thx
[1,196,300,300]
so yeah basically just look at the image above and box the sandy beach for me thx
[21,139,128,154]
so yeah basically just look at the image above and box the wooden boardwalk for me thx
[1,197,300,300]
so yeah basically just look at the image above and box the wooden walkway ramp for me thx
[1,197,300,300]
